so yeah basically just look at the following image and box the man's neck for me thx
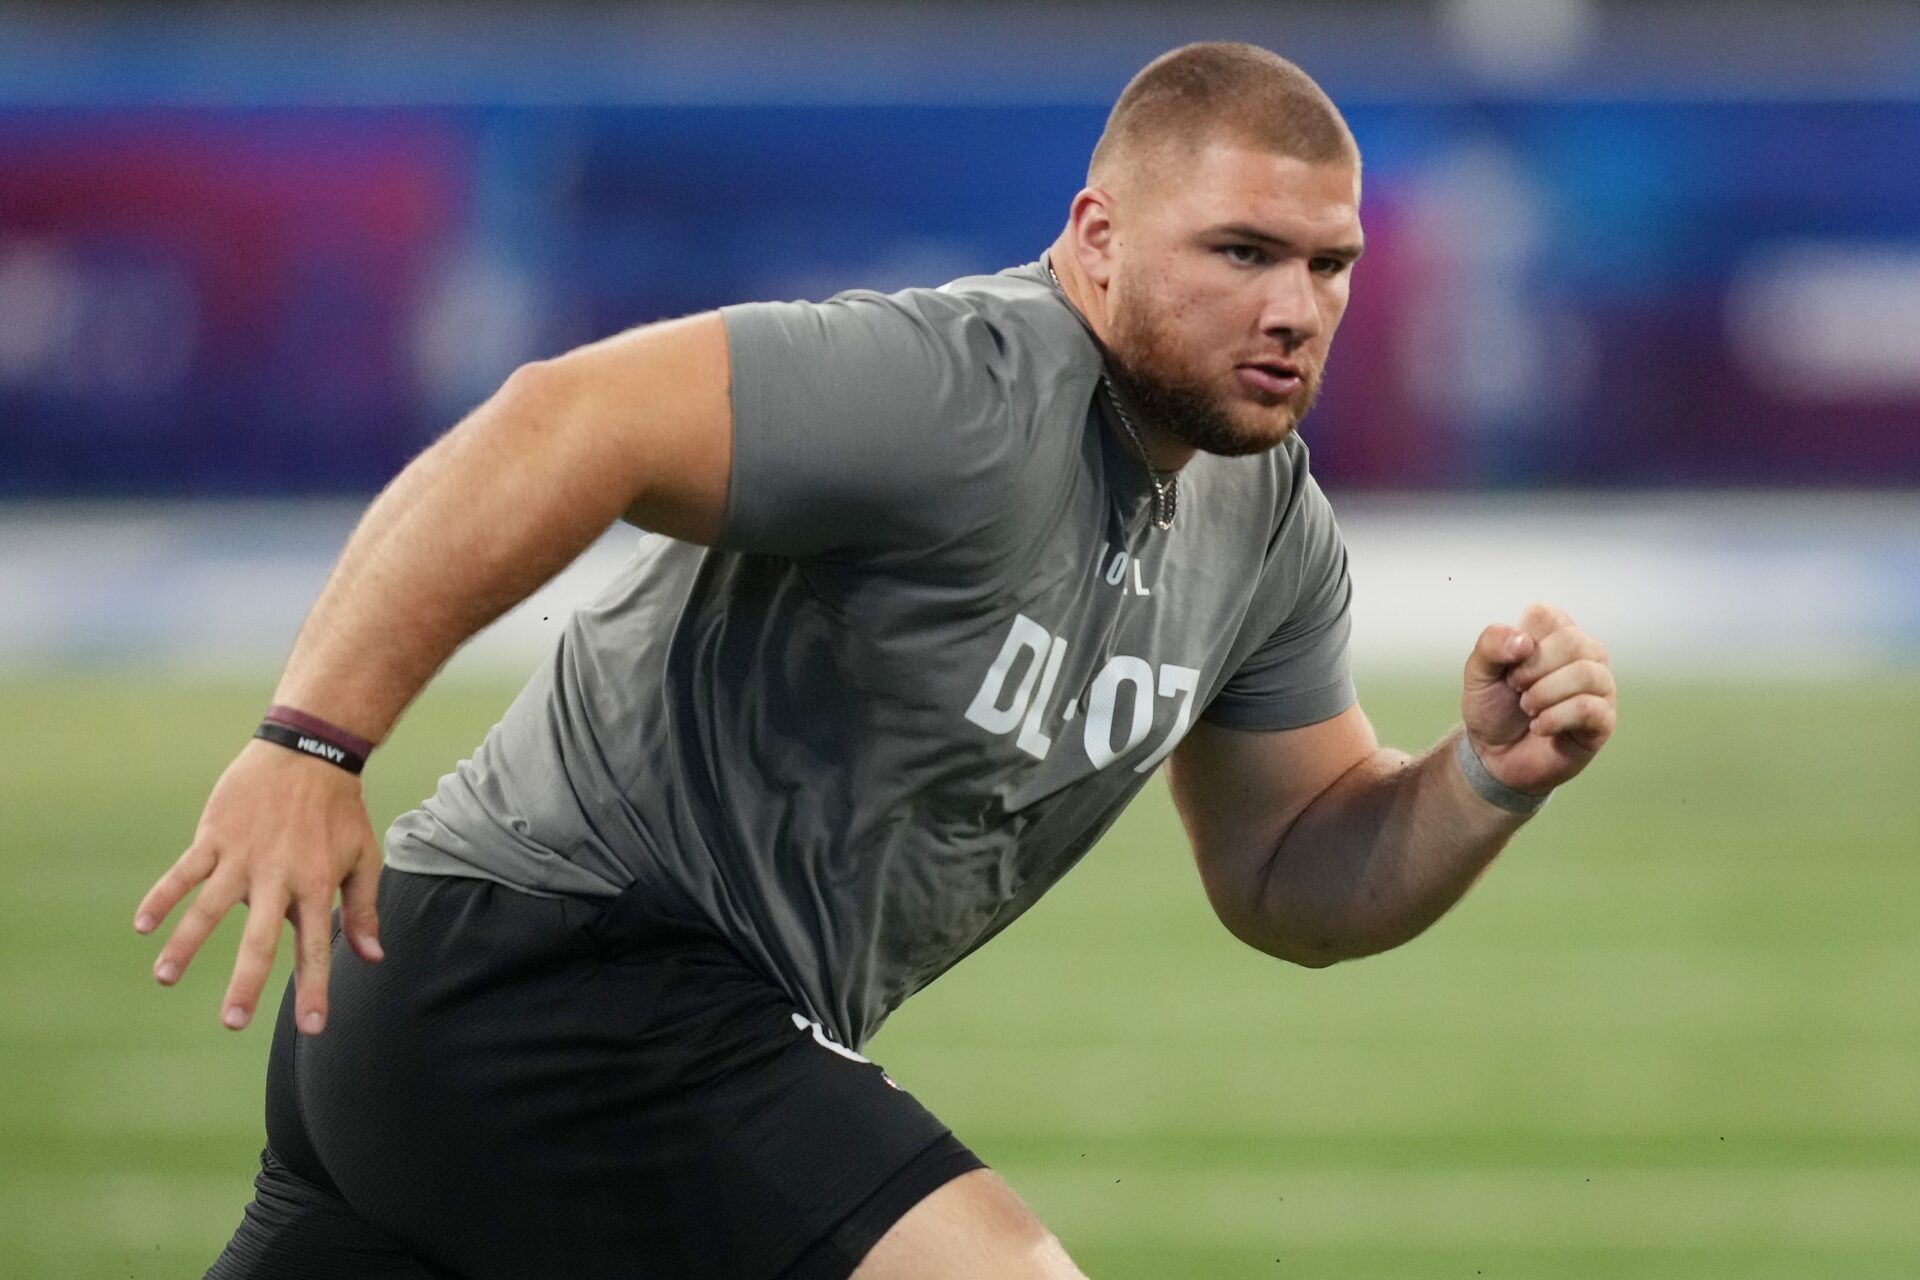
[1043,238,1196,474]
[1042,236,1109,345]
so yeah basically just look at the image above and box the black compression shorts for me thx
[206,869,982,1279]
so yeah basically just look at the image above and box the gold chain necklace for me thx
[1045,259,1177,531]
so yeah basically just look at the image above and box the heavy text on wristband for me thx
[254,707,371,775]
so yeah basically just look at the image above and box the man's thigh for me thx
[853,1169,1087,1280]
[285,869,986,1278]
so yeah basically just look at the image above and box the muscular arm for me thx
[135,313,734,1034]
[1169,712,1527,967]
[1169,606,1616,968]
[276,312,732,742]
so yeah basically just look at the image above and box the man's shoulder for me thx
[936,263,1097,355]
[814,262,1098,386]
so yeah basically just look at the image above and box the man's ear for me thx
[1067,186,1118,288]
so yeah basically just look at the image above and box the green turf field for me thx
[3,672,1917,1277]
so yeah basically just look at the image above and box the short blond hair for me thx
[1089,42,1357,185]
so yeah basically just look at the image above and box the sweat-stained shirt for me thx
[383,260,1356,1050]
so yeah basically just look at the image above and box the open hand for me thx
[1461,602,1617,796]
[133,737,384,1035]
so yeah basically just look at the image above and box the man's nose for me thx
[1259,262,1320,348]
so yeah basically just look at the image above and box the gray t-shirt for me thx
[385,261,1355,1049]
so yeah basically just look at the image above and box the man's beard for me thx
[1105,297,1321,458]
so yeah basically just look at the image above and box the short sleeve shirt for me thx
[385,261,1355,1048]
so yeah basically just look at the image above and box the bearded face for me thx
[1104,277,1324,458]
[1086,142,1361,461]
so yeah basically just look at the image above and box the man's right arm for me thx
[133,312,734,1037]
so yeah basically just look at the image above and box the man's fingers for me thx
[153,872,244,985]
[219,887,290,1030]
[134,843,217,934]
[1517,659,1616,717]
[292,899,335,1036]
[1518,601,1576,639]
[1507,627,1609,691]
[339,857,384,964]
[1530,692,1617,743]
[1466,624,1533,682]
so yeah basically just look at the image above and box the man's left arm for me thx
[1167,603,1616,968]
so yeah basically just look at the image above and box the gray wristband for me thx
[1453,733,1551,816]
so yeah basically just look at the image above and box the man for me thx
[138,42,1616,1279]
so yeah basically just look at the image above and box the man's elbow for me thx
[1265,931,1412,969]
[494,358,571,419]
[1282,946,1346,970]
[1265,933,1359,970]
[1200,860,1410,970]
[1214,909,1359,970]
[1269,923,1427,969]
[1215,891,1423,969]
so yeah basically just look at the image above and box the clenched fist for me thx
[1462,602,1616,798]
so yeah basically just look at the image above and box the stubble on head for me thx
[1080,42,1355,461]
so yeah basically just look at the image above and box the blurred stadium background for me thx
[2,1,1916,1276]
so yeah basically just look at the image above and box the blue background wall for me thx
[3,7,1917,495]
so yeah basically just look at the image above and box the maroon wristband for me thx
[254,721,366,774]
[263,705,375,759]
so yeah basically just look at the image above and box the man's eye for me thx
[1310,257,1349,276]
[1219,244,1269,267]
